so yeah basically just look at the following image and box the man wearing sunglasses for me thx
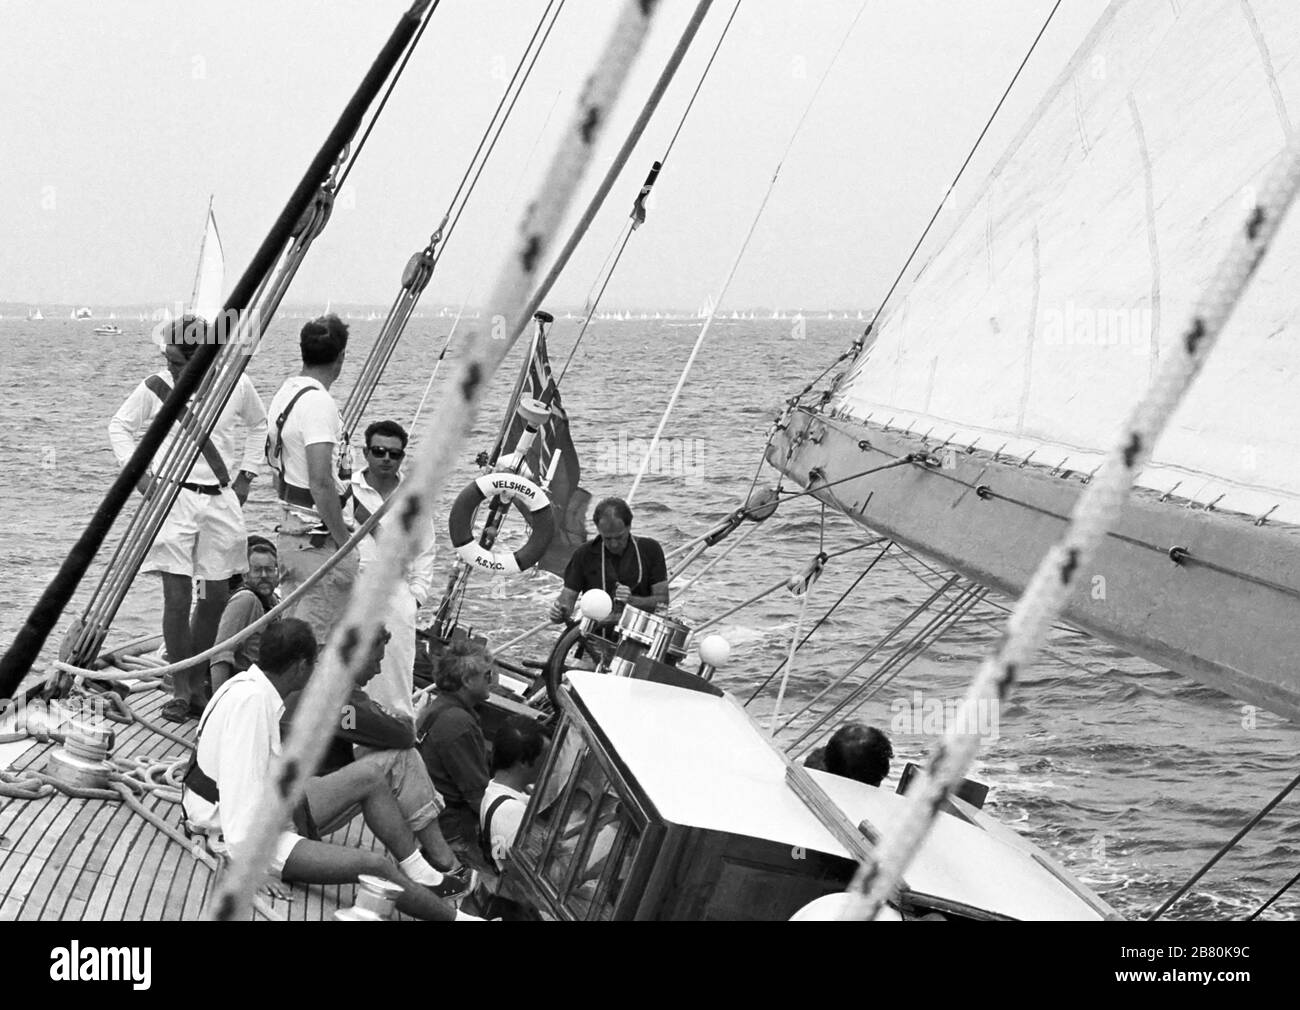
[350,419,437,727]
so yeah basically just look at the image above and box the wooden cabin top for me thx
[565,670,1107,921]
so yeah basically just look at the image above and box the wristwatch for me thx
[237,469,257,482]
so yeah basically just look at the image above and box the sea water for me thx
[1,313,1296,921]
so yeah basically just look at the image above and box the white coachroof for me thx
[567,671,1104,921]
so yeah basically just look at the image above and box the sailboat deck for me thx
[0,685,380,922]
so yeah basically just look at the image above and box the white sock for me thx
[399,850,444,886]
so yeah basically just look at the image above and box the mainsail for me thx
[187,198,224,323]
[772,0,1300,721]
[834,0,1300,524]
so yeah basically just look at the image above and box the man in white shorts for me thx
[109,315,266,721]
[264,314,356,646]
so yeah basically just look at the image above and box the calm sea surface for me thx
[2,313,1297,920]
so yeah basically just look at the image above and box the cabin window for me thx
[587,816,640,921]
[513,713,652,920]
[543,749,609,894]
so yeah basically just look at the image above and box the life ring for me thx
[448,471,555,575]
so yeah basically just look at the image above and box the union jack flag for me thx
[495,332,590,577]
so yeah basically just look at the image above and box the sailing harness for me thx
[265,383,353,515]
[448,471,555,575]
[143,375,231,489]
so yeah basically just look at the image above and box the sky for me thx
[0,0,1111,311]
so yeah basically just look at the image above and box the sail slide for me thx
[834,0,1300,524]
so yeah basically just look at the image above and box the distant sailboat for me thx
[187,197,225,323]
[27,308,43,321]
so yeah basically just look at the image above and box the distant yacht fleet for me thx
[6,304,869,324]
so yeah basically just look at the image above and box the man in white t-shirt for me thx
[109,315,267,722]
[264,314,356,645]
[480,716,550,871]
[181,617,471,920]
[350,418,437,725]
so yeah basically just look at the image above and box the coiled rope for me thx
[206,0,669,923]
[840,142,1300,921]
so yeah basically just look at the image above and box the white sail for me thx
[187,198,224,322]
[834,0,1300,523]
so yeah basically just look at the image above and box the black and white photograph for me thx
[0,0,1294,980]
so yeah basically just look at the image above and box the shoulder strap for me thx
[267,385,318,468]
[483,793,512,840]
[483,790,512,837]
[144,374,232,485]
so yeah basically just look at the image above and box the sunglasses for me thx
[366,446,405,460]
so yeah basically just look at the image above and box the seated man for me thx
[211,537,281,691]
[180,617,472,921]
[822,722,893,787]
[480,716,550,871]
[548,497,669,627]
[418,638,492,860]
[281,627,474,899]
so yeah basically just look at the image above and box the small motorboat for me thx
[93,324,123,335]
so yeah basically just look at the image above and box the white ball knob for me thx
[579,589,613,621]
[698,634,731,668]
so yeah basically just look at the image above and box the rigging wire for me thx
[775,0,1065,422]
[336,0,443,189]
[741,541,891,705]
[626,0,872,505]
[556,0,743,383]
[344,0,566,440]
[409,88,564,432]
[1148,768,1300,920]
[863,0,1064,334]
[1246,866,1300,921]
[487,0,720,465]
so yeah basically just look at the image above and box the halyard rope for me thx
[840,142,1300,921]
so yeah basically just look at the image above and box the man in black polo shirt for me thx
[548,497,669,626]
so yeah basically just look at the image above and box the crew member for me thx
[282,627,475,900]
[350,419,436,724]
[418,638,492,859]
[548,497,668,625]
[210,538,280,691]
[265,314,355,645]
[481,716,549,871]
[180,618,471,920]
[108,315,266,722]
